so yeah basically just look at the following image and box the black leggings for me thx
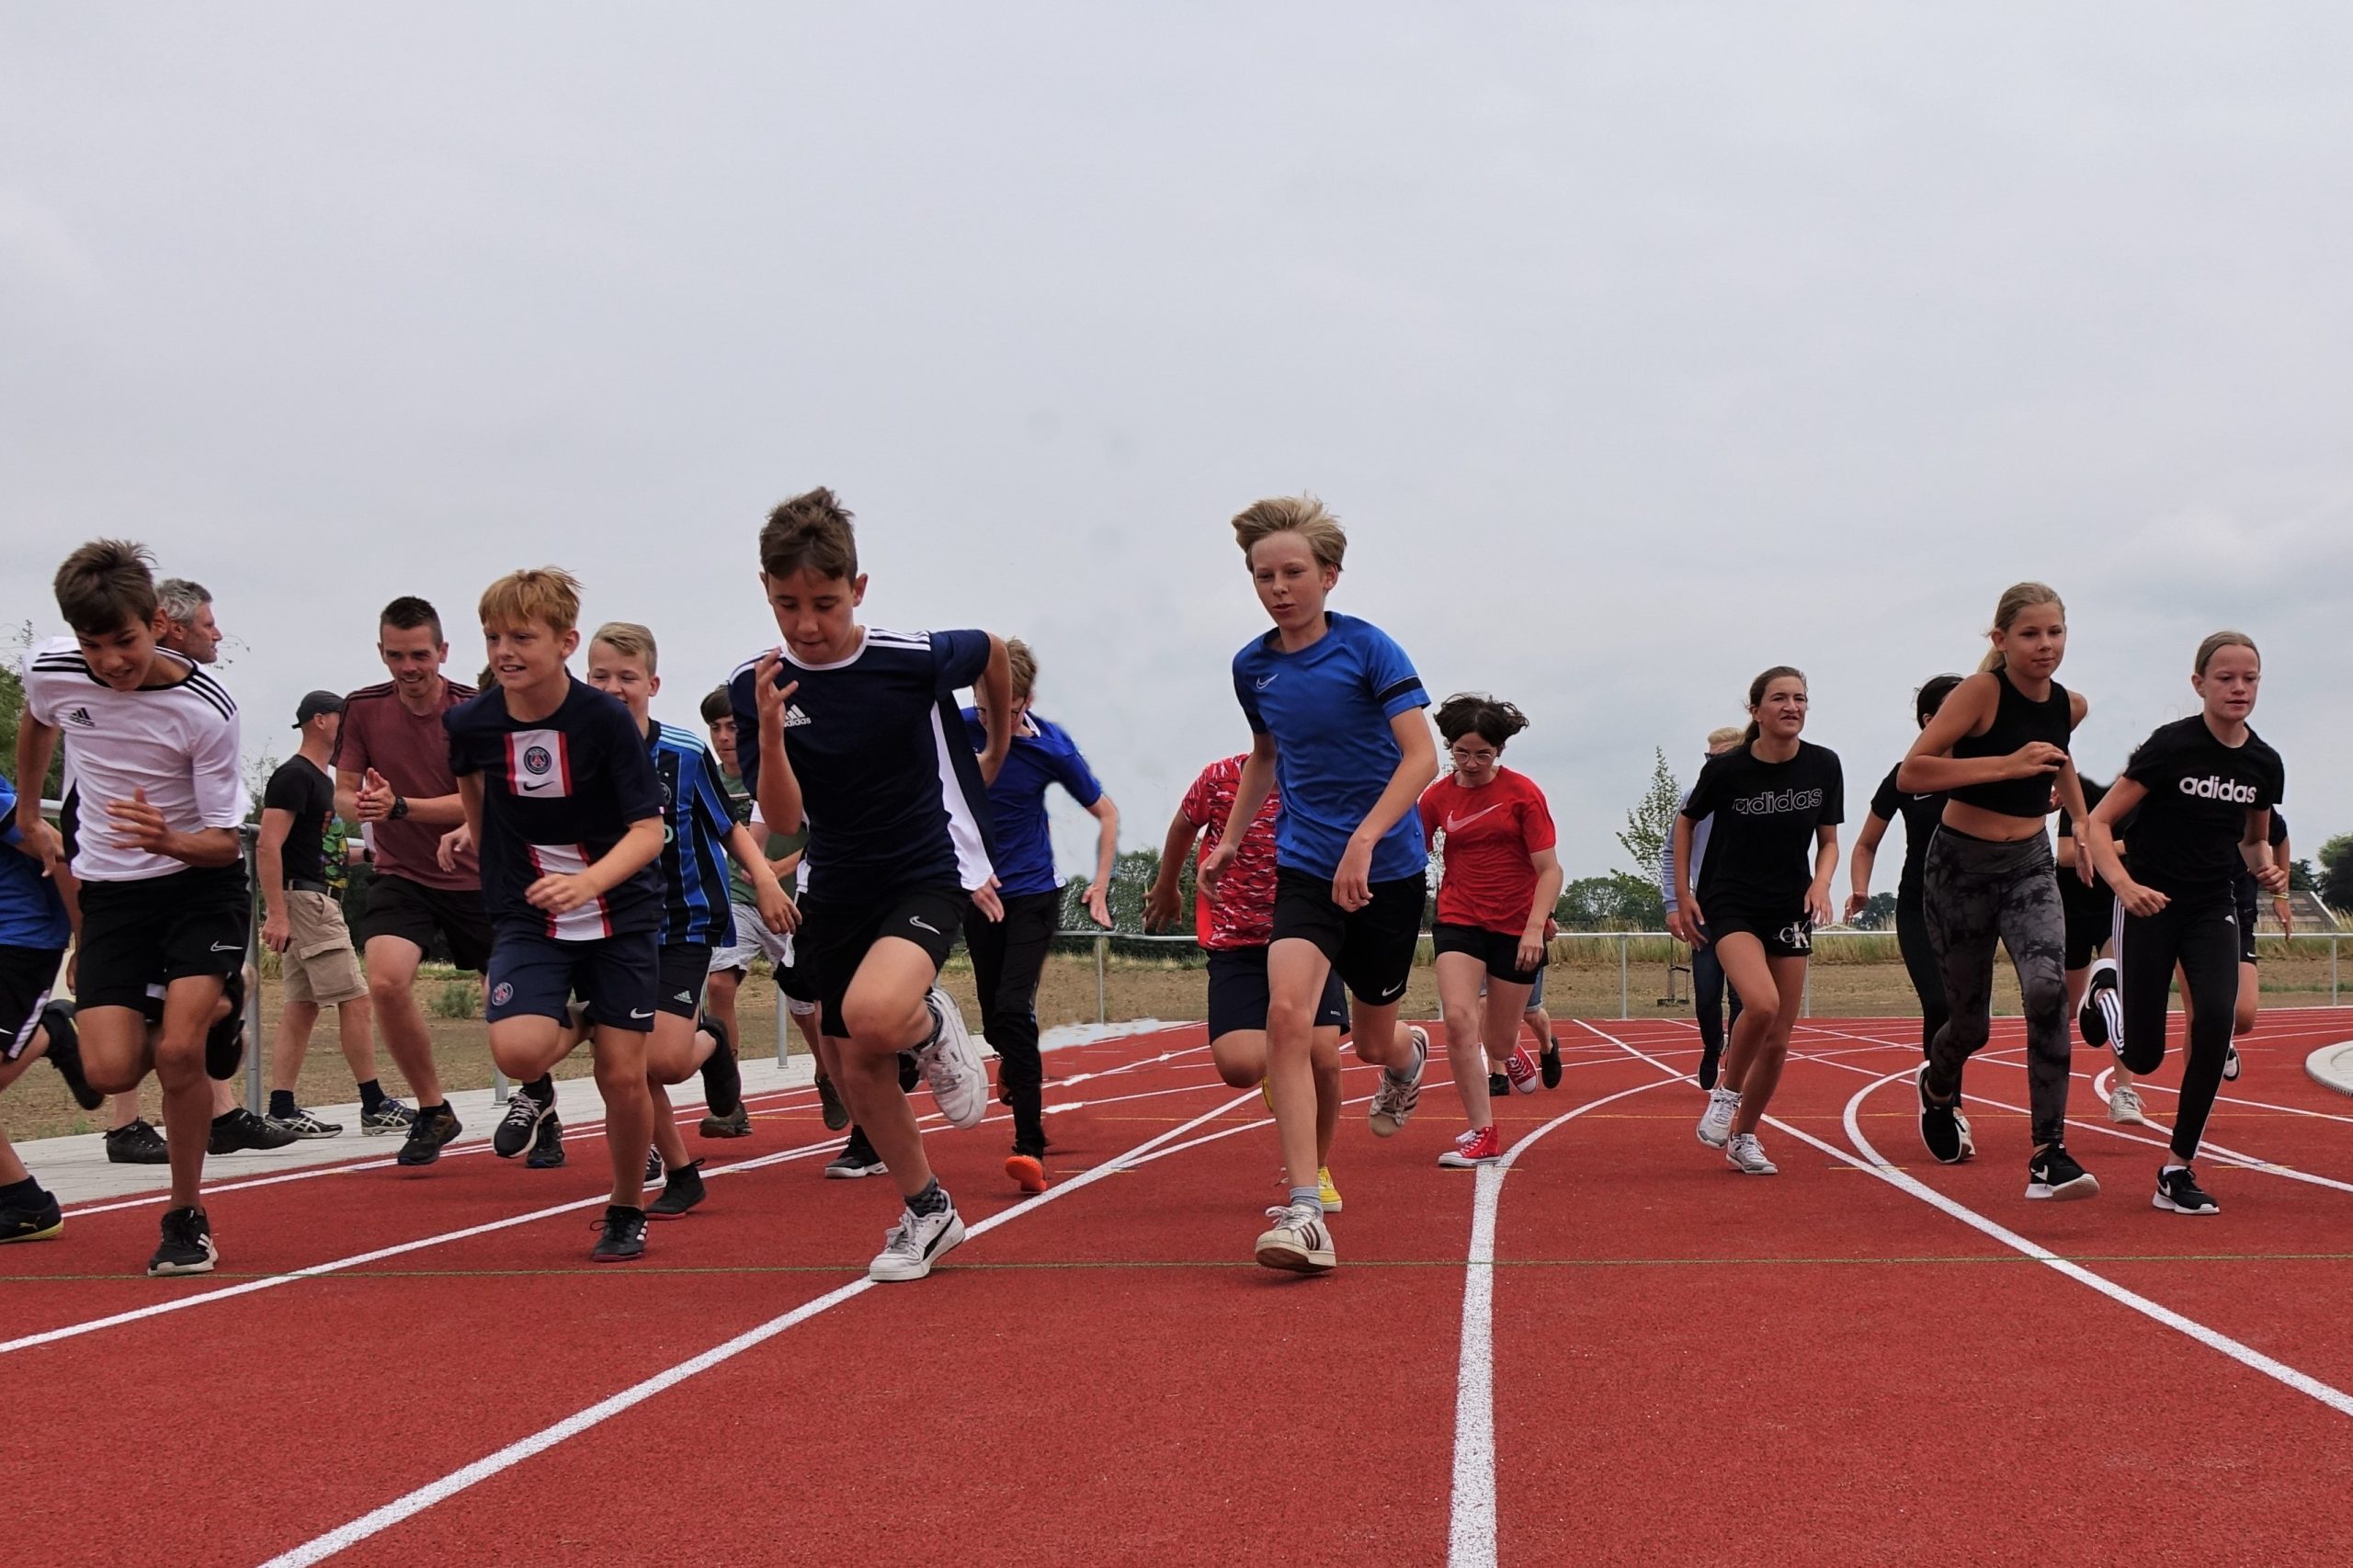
[2116,882,2239,1162]
[1923,827,2072,1148]
[964,890,1061,1157]
[1691,938,1743,1053]
[1895,892,1949,1056]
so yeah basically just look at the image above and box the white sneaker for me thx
[868,1200,967,1282]
[1724,1132,1778,1175]
[2108,1084,2148,1126]
[1368,1026,1428,1138]
[914,988,988,1129]
[1696,1085,1739,1148]
[1952,1108,1976,1161]
[1254,1202,1336,1273]
[2223,1044,2241,1082]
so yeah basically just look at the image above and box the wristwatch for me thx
[390,796,410,821]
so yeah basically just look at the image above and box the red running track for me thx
[4,1014,2350,1566]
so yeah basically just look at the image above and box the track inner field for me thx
[6,1013,2350,1568]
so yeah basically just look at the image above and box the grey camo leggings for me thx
[1922,826,2073,1149]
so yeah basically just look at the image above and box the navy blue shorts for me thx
[484,928,660,1029]
[1205,947,1350,1041]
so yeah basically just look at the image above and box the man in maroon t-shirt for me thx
[333,596,488,1166]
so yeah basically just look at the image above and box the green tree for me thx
[2319,835,2353,913]
[2290,857,2317,893]
[1557,872,1665,931]
[1617,748,1681,883]
[0,657,68,801]
[1850,892,1899,930]
[1059,846,1166,933]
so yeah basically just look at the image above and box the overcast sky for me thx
[6,5,2349,886]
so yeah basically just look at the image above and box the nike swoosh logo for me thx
[631,1008,654,1019]
[210,942,243,952]
[519,779,554,792]
[910,917,940,934]
[1254,676,1277,690]
[1446,804,1503,834]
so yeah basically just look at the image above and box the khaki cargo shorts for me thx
[282,890,368,1006]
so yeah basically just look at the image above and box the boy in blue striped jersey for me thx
[579,624,792,1218]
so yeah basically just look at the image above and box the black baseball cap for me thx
[293,690,346,727]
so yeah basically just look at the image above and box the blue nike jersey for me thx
[0,772,71,950]
[961,709,1104,898]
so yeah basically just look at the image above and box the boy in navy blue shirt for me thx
[0,767,101,1244]
[731,486,1014,1283]
[1200,496,1436,1275]
[961,639,1118,1193]
[445,569,667,1262]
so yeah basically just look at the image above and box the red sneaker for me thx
[1438,1124,1503,1167]
[1505,1042,1540,1096]
[1005,1153,1049,1194]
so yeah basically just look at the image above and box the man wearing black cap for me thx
[256,691,408,1137]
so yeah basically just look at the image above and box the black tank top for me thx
[1948,668,2071,819]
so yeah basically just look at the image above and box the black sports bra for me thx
[1948,668,2071,820]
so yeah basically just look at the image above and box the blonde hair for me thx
[2193,630,2258,676]
[479,567,583,635]
[589,620,657,675]
[1704,725,1746,750]
[1978,581,2064,674]
[1006,638,1036,702]
[1233,494,1347,571]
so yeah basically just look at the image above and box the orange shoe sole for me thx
[1005,1153,1048,1194]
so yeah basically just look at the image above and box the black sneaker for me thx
[698,1016,741,1119]
[105,1118,170,1165]
[1486,1071,1509,1101]
[698,1103,753,1138]
[2077,959,2120,1051]
[147,1207,216,1276]
[1917,1067,1966,1165]
[592,1204,647,1262]
[39,1002,103,1111]
[492,1084,556,1159]
[644,1148,663,1185]
[1698,1036,1724,1093]
[526,1115,567,1169]
[824,1131,885,1179]
[0,1187,63,1244]
[1540,1036,1563,1090]
[210,1107,298,1154]
[2026,1143,2099,1201]
[359,1098,416,1135]
[647,1159,706,1219]
[815,1074,849,1132]
[267,1107,344,1140]
[204,969,249,1081]
[2154,1165,2219,1215]
[396,1105,462,1167]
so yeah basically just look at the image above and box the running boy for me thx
[17,540,251,1274]
[1201,495,1435,1275]
[445,570,668,1262]
[730,487,1011,1283]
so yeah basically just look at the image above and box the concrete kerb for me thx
[2305,1040,2353,1099]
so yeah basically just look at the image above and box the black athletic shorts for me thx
[1706,903,1813,960]
[797,884,967,1040]
[75,866,250,1015]
[359,873,494,973]
[2234,878,2260,966]
[2062,874,2117,971]
[0,945,67,1063]
[656,942,712,1019]
[1431,922,1543,986]
[1205,947,1350,1041]
[485,927,660,1029]
[1270,868,1426,1006]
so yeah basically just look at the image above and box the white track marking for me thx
[1446,1070,1685,1568]
[1579,1020,2353,1422]
[254,1085,1260,1568]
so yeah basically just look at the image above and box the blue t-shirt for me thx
[1233,612,1430,883]
[961,709,1105,898]
[444,678,666,939]
[731,627,997,902]
[0,772,72,951]
[646,722,740,950]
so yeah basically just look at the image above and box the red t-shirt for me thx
[1179,755,1282,950]
[1417,766,1556,935]
[332,677,481,891]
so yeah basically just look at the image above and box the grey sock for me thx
[1288,1186,1323,1214]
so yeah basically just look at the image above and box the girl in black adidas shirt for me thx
[1674,666,1843,1176]
[2086,632,2286,1217]
[1847,674,1961,1056]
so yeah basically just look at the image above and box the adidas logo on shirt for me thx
[64,707,96,728]
[1730,787,1824,815]
[783,705,812,729]
[2178,776,2259,803]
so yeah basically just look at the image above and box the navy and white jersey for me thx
[445,677,665,940]
[730,628,997,902]
[647,722,740,949]
[961,708,1104,899]
[2120,717,2285,892]
[20,638,248,883]
[1232,612,1429,883]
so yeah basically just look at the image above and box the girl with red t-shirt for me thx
[1416,696,1563,1169]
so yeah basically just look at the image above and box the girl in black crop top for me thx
[1893,583,2099,1202]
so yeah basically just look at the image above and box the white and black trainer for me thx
[2026,1143,2099,1201]
[492,1083,556,1159]
[2153,1165,2219,1215]
[914,988,989,1129]
[869,1199,967,1282]
[1696,1085,1739,1149]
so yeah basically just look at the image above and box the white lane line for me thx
[1578,1020,2353,1423]
[1445,1069,1685,1568]
[7,1059,1241,1357]
[255,1084,1261,1568]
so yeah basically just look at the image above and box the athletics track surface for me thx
[5,1010,2351,1567]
